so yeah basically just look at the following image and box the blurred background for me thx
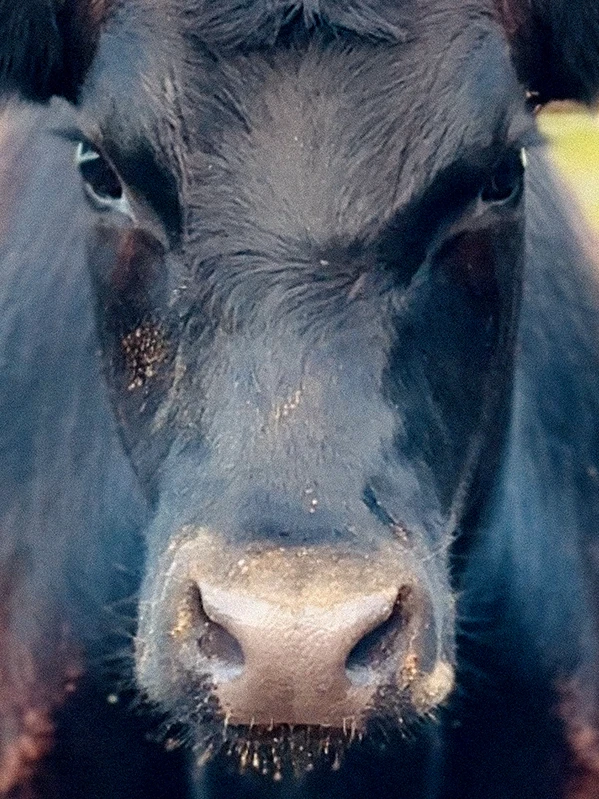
[540,106,599,231]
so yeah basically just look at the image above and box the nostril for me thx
[345,586,412,685]
[186,584,245,679]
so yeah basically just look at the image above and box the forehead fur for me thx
[185,29,519,247]
[90,0,523,251]
[177,0,411,47]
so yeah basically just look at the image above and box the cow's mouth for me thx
[152,688,365,778]
[213,723,359,779]
[153,674,450,779]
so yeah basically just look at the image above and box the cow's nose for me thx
[186,580,407,727]
[137,531,454,731]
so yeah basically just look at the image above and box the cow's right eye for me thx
[76,141,133,216]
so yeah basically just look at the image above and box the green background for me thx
[540,109,599,230]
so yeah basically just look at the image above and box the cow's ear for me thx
[0,0,106,103]
[496,0,599,104]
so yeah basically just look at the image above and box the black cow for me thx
[1,1,599,798]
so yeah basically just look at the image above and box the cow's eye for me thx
[76,141,132,216]
[481,148,526,205]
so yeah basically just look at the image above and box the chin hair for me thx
[140,671,436,781]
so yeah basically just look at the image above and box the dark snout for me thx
[137,529,453,733]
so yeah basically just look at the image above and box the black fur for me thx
[0,0,103,102]
[497,0,599,103]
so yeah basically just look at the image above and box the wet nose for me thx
[138,531,452,730]
[186,580,405,727]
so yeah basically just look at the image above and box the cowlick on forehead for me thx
[1,0,599,103]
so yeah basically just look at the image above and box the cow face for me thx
[2,0,598,778]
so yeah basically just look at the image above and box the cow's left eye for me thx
[481,148,526,205]
[76,141,133,216]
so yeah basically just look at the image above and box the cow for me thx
[1,1,599,797]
